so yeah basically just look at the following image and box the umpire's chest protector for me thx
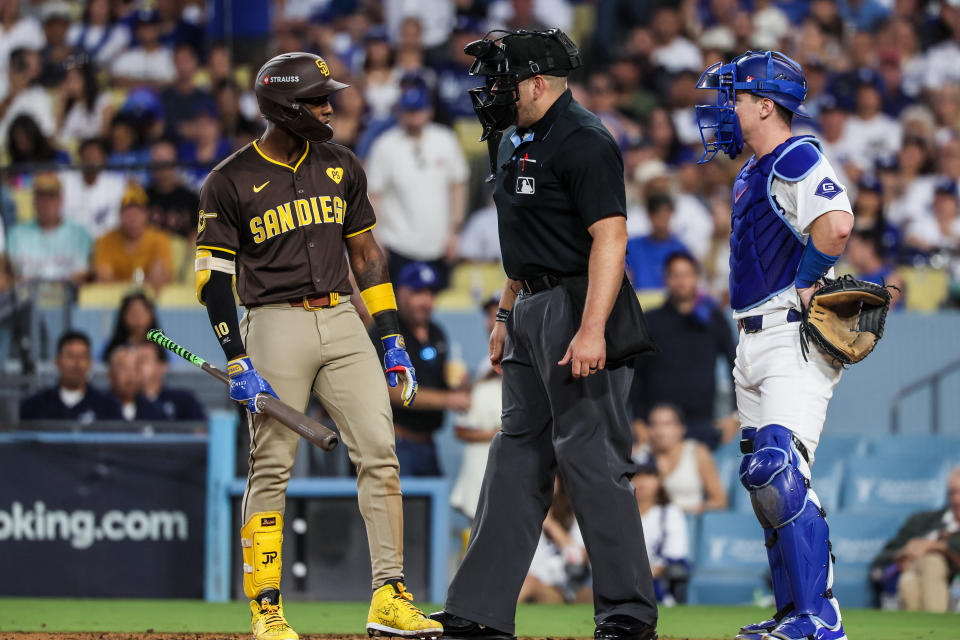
[729,135,822,312]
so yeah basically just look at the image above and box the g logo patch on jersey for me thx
[814,177,843,200]
[198,209,218,233]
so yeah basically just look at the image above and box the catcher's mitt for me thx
[801,274,893,365]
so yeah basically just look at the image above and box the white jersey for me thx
[732,151,853,320]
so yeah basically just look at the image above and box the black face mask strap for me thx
[485,130,503,183]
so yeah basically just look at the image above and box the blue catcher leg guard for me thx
[737,428,793,637]
[739,425,843,640]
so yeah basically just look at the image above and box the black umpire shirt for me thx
[494,89,627,279]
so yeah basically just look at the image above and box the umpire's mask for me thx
[465,29,582,141]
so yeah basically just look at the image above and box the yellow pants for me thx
[240,299,403,588]
[898,552,950,613]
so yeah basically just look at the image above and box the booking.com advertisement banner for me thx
[0,438,206,597]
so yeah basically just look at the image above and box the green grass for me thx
[0,599,956,639]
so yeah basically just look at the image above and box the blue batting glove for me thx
[227,356,278,413]
[382,334,418,406]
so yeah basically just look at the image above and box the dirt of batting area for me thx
[0,634,707,640]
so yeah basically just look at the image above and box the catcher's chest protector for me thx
[729,136,811,312]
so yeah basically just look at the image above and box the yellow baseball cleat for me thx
[250,589,299,640]
[366,581,443,638]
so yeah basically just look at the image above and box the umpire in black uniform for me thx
[430,30,659,640]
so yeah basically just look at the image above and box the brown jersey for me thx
[196,140,376,305]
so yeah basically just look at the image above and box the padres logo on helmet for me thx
[255,52,349,143]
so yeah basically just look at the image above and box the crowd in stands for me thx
[2,0,960,612]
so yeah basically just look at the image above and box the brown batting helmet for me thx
[255,52,349,143]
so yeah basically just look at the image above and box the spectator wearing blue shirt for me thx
[106,344,166,422]
[20,331,122,423]
[431,17,485,124]
[7,172,92,285]
[135,342,207,422]
[626,194,688,289]
[177,102,232,191]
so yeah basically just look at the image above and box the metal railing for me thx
[890,357,960,434]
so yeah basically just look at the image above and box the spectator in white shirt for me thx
[906,177,960,255]
[68,0,131,67]
[366,86,468,284]
[842,68,902,174]
[0,2,44,102]
[57,62,114,146]
[649,6,702,74]
[457,202,501,263]
[0,48,56,147]
[110,10,175,88]
[60,137,127,238]
[631,460,690,605]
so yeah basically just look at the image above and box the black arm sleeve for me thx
[372,309,401,340]
[203,270,245,361]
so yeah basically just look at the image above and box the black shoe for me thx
[594,615,658,640]
[428,610,516,640]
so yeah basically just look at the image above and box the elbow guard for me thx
[195,247,237,304]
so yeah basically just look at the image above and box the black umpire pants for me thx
[445,285,658,634]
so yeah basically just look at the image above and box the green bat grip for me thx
[147,329,206,368]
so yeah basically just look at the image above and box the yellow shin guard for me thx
[241,511,284,600]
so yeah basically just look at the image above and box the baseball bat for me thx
[147,329,339,451]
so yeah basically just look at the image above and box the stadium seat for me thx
[899,266,949,312]
[840,453,952,512]
[867,434,960,460]
[156,284,201,308]
[436,262,507,311]
[77,283,137,308]
[829,512,903,608]
[687,512,769,605]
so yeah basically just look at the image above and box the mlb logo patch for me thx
[516,176,535,195]
[814,177,843,200]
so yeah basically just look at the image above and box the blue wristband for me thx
[795,239,840,289]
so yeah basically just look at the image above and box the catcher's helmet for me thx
[695,50,808,163]
[255,52,349,143]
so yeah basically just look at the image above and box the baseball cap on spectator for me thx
[365,25,389,42]
[453,15,484,35]
[33,172,62,194]
[192,100,219,120]
[481,293,501,313]
[121,181,149,209]
[875,154,899,172]
[818,92,844,113]
[41,2,73,23]
[398,262,442,292]
[855,68,884,93]
[397,86,431,112]
[699,26,735,53]
[857,174,883,194]
[934,177,958,198]
[121,88,164,121]
[633,455,659,476]
[134,9,162,25]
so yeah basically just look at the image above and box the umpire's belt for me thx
[518,273,579,295]
[739,308,801,334]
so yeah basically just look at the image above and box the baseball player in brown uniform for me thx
[194,52,442,640]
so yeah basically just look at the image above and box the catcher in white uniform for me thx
[695,50,854,640]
